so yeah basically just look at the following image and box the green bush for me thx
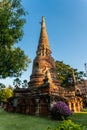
[47,120,87,130]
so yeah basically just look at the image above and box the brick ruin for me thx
[6,16,83,116]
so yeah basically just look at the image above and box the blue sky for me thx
[1,0,87,86]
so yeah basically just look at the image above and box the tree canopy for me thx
[0,0,26,47]
[13,77,22,88]
[0,87,13,102]
[13,78,28,88]
[0,0,31,78]
[55,61,85,88]
[0,83,5,89]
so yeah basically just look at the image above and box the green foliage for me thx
[0,87,13,102]
[13,77,22,88]
[22,79,28,88]
[47,120,87,130]
[55,61,85,88]
[0,47,30,78]
[81,108,87,112]
[0,83,5,89]
[0,0,26,47]
[13,78,28,88]
[0,0,31,78]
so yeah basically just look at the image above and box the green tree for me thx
[0,0,31,78]
[22,79,28,88]
[0,83,5,89]
[0,87,13,102]
[13,78,22,88]
[0,0,26,47]
[55,61,84,88]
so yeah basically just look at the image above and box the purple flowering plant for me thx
[50,101,73,120]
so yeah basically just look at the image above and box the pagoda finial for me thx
[41,16,46,28]
[36,16,51,56]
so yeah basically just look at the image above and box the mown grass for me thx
[0,108,59,130]
[0,108,87,130]
[70,112,87,126]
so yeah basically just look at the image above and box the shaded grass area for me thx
[0,108,87,130]
[69,112,87,126]
[0,108,58,130]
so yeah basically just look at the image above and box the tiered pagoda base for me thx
[5,82,83,116]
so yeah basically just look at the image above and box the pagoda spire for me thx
[36,16,51,56]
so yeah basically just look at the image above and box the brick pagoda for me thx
[6,17,83,116]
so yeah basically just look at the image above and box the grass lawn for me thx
[0,108,87,130]
[70,112,87,126]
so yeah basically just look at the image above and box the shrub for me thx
[50,101,73,120]
[47,120,87,130]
